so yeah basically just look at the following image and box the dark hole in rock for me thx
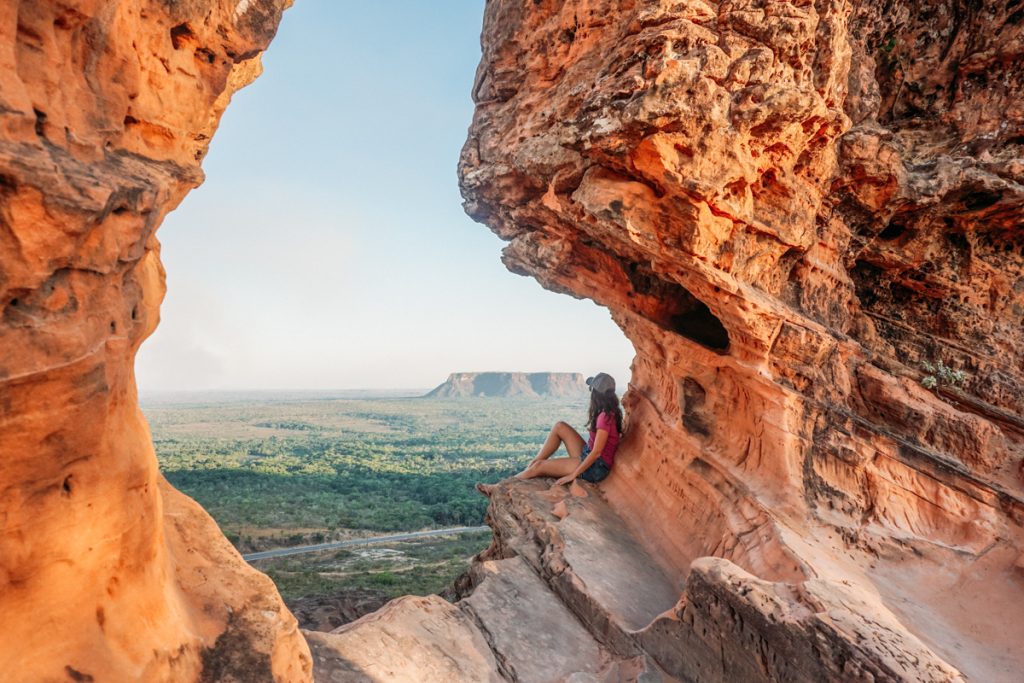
[669,303,730,351]
[10,298,19,307]
[680,377,711,436]
[33,108,46,137]
[131,306,139,321]
[112,206,129,215]
[196,47,217,64]
[890,281,916,305]
[170,23,194,50]
[878,219,907,240]
[963,190,1001,211]
[945,231,970,252]
[62,476,73,496]
[624,262,730,352]
[64,665,93,682]
[109,321,117,333]
[966,72,987,89]
[850,259,882,307]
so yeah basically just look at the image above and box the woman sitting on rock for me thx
[515,373,622,485]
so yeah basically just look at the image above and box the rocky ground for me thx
[286,590,391,633]
[306,478,971,682]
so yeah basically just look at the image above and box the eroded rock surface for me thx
[447,0,1023,681]
[0,2,309,681]
[5,0,1023,681]
[330,478,962,682]
[312,482,681,683]
[305,595,504,683]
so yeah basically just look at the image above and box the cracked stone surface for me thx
[461,556,609,683]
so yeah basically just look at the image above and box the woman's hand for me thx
[555,474,576,486]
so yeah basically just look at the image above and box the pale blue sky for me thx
[136,1,633,392]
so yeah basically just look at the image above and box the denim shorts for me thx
[579,445,611,483]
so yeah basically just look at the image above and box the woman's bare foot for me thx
[514,460,541,480]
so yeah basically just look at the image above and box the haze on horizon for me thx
[136,1,634,393]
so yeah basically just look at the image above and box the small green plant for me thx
[919,360,967,391]
[369,571,397,586]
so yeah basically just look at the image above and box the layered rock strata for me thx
[0,2,309,681]
[307,482,682,683]
[317,479,960,682]
[455,0,1023,680]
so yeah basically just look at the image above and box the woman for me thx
[515,373,622,485]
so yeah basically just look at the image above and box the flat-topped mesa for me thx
[425,371,589,398]
[0,2,310,682]
[458,0,1024,680]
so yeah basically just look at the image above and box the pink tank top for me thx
[587,411,620,465]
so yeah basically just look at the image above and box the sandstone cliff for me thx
[450,0,1024,680]
[425,371,589,398]
[4,0,1023,681]
[303,0,1024,678]
[0,2,309,681]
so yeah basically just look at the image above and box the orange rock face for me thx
[459,0,1024,679]
[0,2,310,681]
[4,0,1022,680]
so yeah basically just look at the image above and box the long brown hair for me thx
[587,389,623,433]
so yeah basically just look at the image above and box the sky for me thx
[135,1,634,392]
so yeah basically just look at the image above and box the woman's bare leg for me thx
[516,422,585,479]
[516,457,579,480]
[537,421,586,460]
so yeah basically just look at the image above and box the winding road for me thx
[242,525,491,562]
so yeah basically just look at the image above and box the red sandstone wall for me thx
[460,1,1024,678]
[0,2,310,681]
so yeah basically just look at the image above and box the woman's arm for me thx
[556,429,608,485]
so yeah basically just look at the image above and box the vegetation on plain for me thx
[145,394,584,600]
